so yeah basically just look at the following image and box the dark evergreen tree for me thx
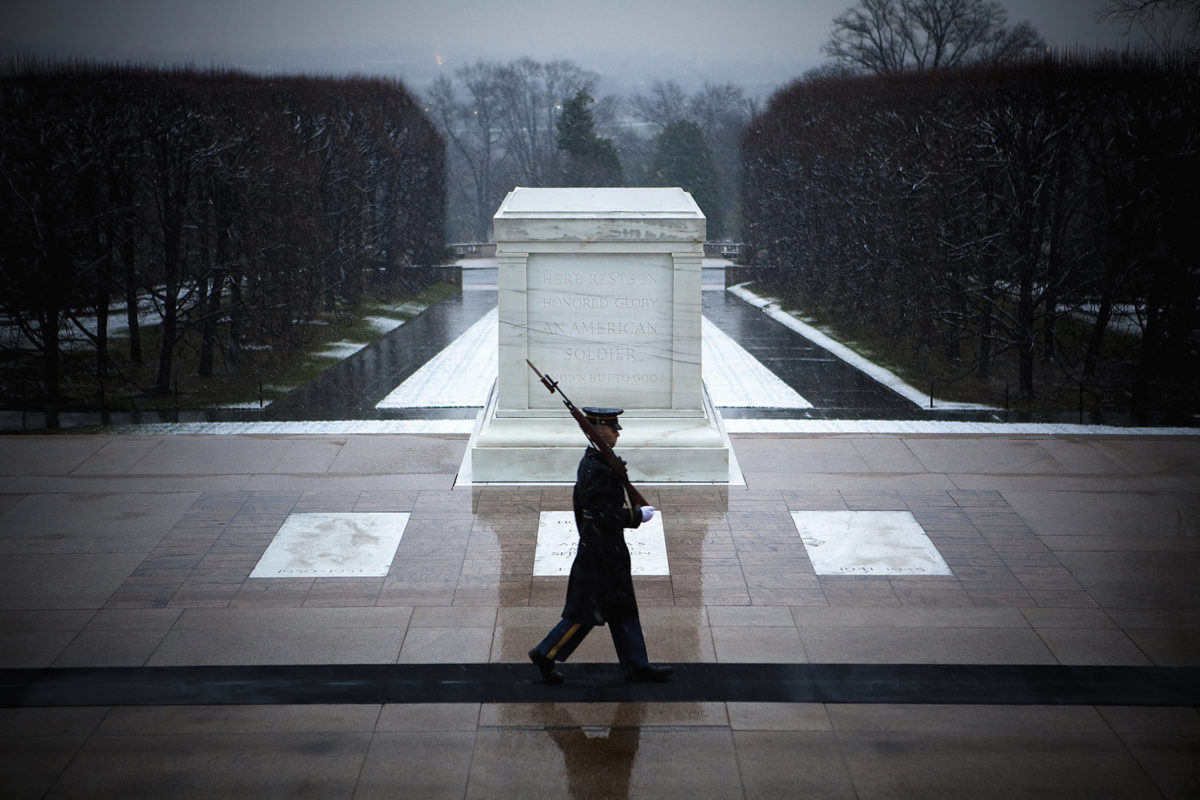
[556,89,623,186]
[651,120,723,235]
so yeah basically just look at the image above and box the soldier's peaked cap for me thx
[582,407,623,430]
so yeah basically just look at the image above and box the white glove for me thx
[640,506,655,523]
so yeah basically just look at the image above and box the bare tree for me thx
[0,72,92,421]
[688,83,754,235]
[823,0,1044,75]
[427,64,512,241]
[143,79,215,395]
[1100,0,1200,54]
[495,58,597,187]
[426,58,595,240]
[823,0,908,74]
[630,80,689,132]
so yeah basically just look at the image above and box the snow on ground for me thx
[317,341,371,360]
[365,316,408,334]
[701,318,811,408]
[2,296,163,352]
[316,316,407,361]
[104,419,1200,436]
[58,269,1199,437]
[376,309,497,408]
[4,297,418,358]
[374,308,812,410]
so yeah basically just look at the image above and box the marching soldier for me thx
[528,407,674,684]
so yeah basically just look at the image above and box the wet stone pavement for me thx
[264,285,496,422]
[699,288,918,419]
[1,429,1197,798]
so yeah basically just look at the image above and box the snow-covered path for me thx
[374,308,812,410]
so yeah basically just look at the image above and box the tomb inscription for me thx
[526,252,673,408]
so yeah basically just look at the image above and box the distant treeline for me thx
[0,62,445,411]
[742,52,1198,420]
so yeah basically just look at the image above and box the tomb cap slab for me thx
[494,187,705,245]
[496,186,705,216]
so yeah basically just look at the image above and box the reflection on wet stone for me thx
[547,704,642,800]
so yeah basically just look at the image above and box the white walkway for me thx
[374,309,811,411]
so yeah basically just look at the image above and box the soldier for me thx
[529,407,674,684]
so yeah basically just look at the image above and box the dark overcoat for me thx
[562,447,643,625]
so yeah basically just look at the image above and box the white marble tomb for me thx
[469,187,733,483]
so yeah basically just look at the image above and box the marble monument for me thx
[469,187,732,483]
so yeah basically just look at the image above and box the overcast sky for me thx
[1,1,1142,94]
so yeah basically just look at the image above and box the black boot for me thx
[627,664,674,683]
[528,648,564,684]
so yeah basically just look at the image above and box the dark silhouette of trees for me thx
[0,62,445,419]
[496,59,599,188]
[425,58,597,240]
[428,63,756,242]
[742,53,1198,420]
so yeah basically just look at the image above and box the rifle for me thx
[526,359,649,509]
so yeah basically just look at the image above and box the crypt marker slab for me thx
[791,510,952,576]
[250,513,411,578]
[533,511,669,576]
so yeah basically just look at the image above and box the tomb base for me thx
[467,381,733,484]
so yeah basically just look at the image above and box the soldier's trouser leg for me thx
[608,617,651,676]
[533,618,593,663]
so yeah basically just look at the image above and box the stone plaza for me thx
[3,431,1198,796]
